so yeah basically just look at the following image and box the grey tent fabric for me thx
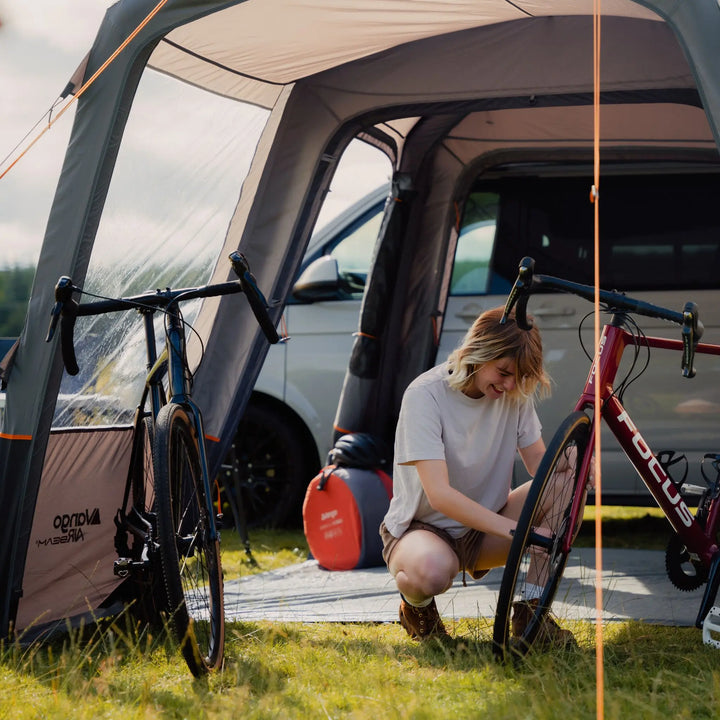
[3,0,720,637]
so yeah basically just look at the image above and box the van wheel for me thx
[222,403,310,528]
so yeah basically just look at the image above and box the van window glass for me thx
[330,209,384,276]
[482,171,720,291]
[450,192,499,295]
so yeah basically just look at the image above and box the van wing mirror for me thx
[292,256,343,302]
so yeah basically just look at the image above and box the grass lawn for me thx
[575,505,674,550]
[2,508,718,719]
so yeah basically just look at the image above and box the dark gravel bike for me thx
[46,252,278,675]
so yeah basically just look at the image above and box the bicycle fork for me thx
[165,309,220,544]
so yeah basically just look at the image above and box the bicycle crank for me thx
[665,533,708,591]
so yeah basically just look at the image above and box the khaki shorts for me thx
[380,520,490,584]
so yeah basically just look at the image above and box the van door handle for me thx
[532,307,576,318]
[454,303,575,323]
[455,303,484,322]
[455,303,576,322]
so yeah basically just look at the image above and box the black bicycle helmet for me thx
[327,433,389,469]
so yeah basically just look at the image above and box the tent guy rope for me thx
[0,0,169,182]
[592,1,605,718]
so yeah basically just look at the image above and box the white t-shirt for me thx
[383,362,542,539]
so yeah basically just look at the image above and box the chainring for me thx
[665,532,708,591]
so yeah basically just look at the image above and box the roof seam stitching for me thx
[160,38,285,86]
[504,0,535,18]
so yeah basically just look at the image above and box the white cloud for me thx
[1,1,108,55]
[0,1,110,267]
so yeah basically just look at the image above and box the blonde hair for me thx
[446,306,551,400]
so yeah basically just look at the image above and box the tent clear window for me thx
[52,71,270,428]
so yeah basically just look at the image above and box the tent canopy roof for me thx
[149,0,662,105]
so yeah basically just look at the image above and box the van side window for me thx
[450,192,500,295]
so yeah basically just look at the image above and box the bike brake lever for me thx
[681,301,703,379]
[46,276,80,375]
[229,252,280,344]
[501,256,535,330]
[46,276,74,342]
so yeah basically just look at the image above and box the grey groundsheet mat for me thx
[224,548,702,627]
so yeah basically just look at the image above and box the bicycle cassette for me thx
[665,532,708,591]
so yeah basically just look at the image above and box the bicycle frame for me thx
[567,315,720,564]
[138,302,220,543]
[494,255,720,649]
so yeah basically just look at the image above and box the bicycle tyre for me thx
[131,416,155,514]
[153,403,224,675]
[126,415,166,626]
[493,411,591,660]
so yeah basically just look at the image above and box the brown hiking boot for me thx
[511,598,576,650]
[399,597,450,640]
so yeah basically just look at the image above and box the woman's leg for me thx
[388,529,459,605]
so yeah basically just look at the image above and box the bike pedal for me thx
[114,558,132,578]
[702,606,720,648]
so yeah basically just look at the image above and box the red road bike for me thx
[493,256,720,659]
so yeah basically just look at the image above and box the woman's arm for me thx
[518,437,546,478]
[414,459,517,539]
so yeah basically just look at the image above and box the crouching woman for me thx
[380,306,574,647]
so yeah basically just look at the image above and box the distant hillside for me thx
[0,266,33,337]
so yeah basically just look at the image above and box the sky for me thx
[0,1,391,269]
[0,1,111,266]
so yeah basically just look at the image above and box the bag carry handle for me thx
[316,465,337,491]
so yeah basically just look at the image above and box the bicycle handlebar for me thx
[228,252,280,345]
[46,253,279,376]
[501,256,704,379]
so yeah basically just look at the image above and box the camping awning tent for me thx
[2,0,720,637]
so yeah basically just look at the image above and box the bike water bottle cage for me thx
[701,454,720,494]
[656,450,688,489]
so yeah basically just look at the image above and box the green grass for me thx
[2,509,716,719]
[576,505,674,550]
[3,617,720,719]
[220,527,309,578]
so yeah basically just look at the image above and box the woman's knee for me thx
[389,536,456,595]
[395,567,454,599]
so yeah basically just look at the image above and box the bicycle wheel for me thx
[125,415,166,625]
[130,416,155,512]
[153,403,224,675]
[493,411,591,660]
